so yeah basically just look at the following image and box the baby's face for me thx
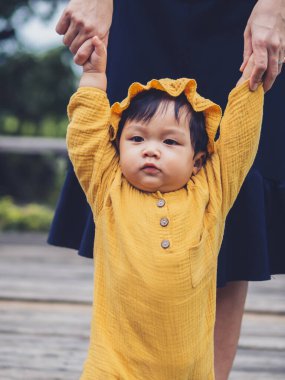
[119,102,201,193]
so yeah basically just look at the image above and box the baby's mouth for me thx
[141,163,161,174]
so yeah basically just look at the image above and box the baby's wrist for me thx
[79,72,107,92]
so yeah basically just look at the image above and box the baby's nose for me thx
[142,144,160,158]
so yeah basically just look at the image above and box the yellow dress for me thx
[66,79,264,379]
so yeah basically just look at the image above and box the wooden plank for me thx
[245,277,285,314]
[0,304,86,379]
[0,301,89,380]
[1,234,285,313]
[238,313,285,350]
[0,242,93,304]
[0,136,66,155]
[230,348,285,380]
[0,301,284,380]
[0,233,285,379]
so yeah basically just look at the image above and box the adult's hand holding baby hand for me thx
[240,0,285,92]
[56,0,113,65]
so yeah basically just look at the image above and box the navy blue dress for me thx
[48,0,285,287]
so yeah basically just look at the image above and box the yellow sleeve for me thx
[217,81,264,218]
[66,87,118,215]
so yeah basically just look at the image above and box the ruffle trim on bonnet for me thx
[110,78,222,154]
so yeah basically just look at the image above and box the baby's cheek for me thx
[120,156,136,180]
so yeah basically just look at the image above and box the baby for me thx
[67,37,264,379]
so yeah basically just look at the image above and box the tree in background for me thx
[0,0,76,136]
[0,47,76,135]
[0,1,74,211]
[0,0,58,44]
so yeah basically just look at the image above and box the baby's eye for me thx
[164,139,179,145]
[130,136,144,142]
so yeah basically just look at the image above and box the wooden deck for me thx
[0,136,66,155]
[0,233,284,379]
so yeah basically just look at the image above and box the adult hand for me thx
[240,0,285,92]
[56,0,113,65]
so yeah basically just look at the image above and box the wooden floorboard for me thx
[0,301,89,380]
[0,233,284,379]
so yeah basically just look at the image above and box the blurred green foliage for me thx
[1,116,68,137]
[0,153,67,206]
[0,0,76,137]
[0,47,76,136]
[0,0,74,231]
[0,197,53,231]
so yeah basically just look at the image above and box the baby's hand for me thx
[236,54,262,90]
[78,36,107,90]
[81,36,107,74]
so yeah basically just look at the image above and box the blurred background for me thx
[0,0,76,233]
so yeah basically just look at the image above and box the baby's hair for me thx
[115,89,208,162]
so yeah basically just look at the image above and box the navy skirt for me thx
[48,0,285,287]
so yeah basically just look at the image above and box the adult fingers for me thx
[240,24,253,72]
[69,32,89,55]
[242,54,255,81]
[55,10,70,35]
[69,26,106,55]
[249,38,268,91]
[263,56,279,92]
[74,39,94,65]
[102,31,110,48]
[277,49,285,75]
[262,37,281,92]
[63,22,79,47]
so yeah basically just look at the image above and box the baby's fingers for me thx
[87,36,107,73]
[92,36,107,57]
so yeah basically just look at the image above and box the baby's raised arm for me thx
[66,36,118,215]
[216,55,264,218]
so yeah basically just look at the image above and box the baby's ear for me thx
[192,152,206,175]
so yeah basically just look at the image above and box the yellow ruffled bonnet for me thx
[110,78,222,154]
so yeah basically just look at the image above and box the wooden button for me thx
[157,199,165,207]
[160,218,169,227]
[161,240,170,249]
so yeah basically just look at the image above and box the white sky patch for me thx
[18,4,65,52]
